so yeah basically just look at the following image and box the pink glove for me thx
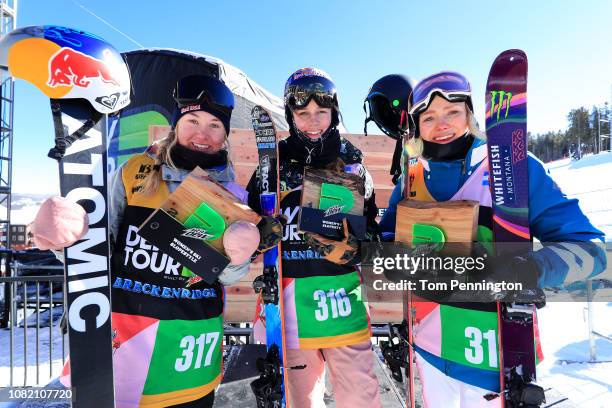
[223,221,260,265]
[30,197,89,250]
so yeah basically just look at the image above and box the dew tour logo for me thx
[490,90,513,121]
[323,205,345,217]
[181,227,214,241]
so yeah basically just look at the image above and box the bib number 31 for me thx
[464,326,498,368]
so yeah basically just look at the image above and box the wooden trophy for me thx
[139,167,261,283]
[395,200,480,256]
[298,167,367,239]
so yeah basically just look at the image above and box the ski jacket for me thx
[246,136,378,349]
[109,149,248,407]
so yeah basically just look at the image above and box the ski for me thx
[0,25,132,407]
[380,151,417,408]
[250,105,289,407]
[51,98,116,407]
[485,49,545,407]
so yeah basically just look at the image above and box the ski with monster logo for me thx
[485,49,545,407]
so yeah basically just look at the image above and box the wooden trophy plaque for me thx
[139,167,261,283]
[298,167,367,239]
[395,200,479,256]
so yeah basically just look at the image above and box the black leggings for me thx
[168,391,214,408]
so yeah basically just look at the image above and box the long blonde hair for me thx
[140,129,231,195]
[405,104,484,158]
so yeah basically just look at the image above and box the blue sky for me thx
[9,0,612,194]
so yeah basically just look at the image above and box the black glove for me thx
[303,218,359,265]
[450,252,546,306]
[256,215,286,253]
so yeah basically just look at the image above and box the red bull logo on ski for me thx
[47,47,120,88]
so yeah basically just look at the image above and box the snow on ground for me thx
[539,152,612,407]
[537,301,612,407]
[0,323,66,388]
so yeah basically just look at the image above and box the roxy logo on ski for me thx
[181,227,214,241]
[489,90,513,121]
[323,205,345,217]
[47,47,120,88]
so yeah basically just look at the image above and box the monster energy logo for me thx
[490,90,513,121]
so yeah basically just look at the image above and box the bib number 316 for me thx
[314,288,351,321]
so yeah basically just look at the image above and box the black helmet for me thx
[363,74,414,140]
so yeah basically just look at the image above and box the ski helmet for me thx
[0,25,131,114]
[409,71,473,137]
[363,74,414,140]
[284,67,340,143]
[172,74,234,134]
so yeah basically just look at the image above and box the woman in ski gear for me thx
[31,74,263,408]
[378,71,607,407]
[246,67,382,407]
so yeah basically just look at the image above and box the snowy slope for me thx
[546,152,612,241]
[539,152,612,407]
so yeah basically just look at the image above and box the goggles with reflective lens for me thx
[409,71,472,115]
[284,74,337,110]
[173,74,234,112]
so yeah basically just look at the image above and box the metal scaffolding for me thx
[0,0,16,250]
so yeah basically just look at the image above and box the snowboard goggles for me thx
[409,71,472,115]
[284,74,337,110]
[173,74,234,112]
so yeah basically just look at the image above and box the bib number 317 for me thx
[175,332,220,372]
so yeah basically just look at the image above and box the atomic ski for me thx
[0,25,132,407]
[50,98,116,407]
[485,49,545,407]
[250,106,289,407]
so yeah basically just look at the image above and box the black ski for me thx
[250,105,289,407]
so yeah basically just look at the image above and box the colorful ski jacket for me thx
[379,137,606,394]
[109,149,247,407]
[246,136,378,349]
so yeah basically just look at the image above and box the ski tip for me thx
[493,49,527,65]
[251,105,270,121]
[486,49,528,90]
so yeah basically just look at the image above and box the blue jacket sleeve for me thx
[526,154,607,287]
[379,178,404,241]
